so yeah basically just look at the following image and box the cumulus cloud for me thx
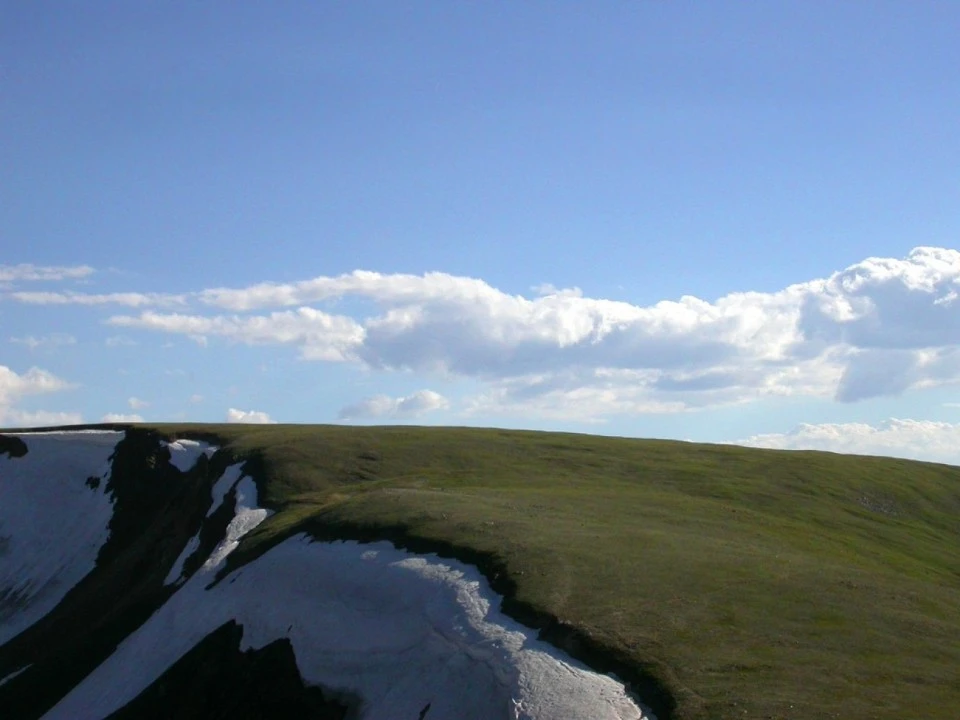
[798,247,960,350]
[736,418,960,465]
[338,390,449,420]
[0,264,94,284]
[0,365,71,403]
[226,408,277,424]
[128,397,148,410]
[101,413,144,423]
[11,246,956,420]
[0,365,77,427]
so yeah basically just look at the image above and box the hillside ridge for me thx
[1,424,959,719]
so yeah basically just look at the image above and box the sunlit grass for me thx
[154,423,960,720]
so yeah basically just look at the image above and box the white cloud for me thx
[1,409,84,427]
[128,397,148,410]
[0,264,94,284]
[108,308,364,362]
[0,365,77,428]
[338,390,449,420]
[198,270,506,311]
[10,291,185,307]
[189,394,204,404]
[226,408,277,424]
[0,365,71,403]
[101,413,144,423]
[736,418,960,465]
[11,247,960,422]
[10,334,76,350]
[127,308,361,360]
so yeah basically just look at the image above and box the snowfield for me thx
[3,431,652,719]
[49,532,651,719]
[0,431,122,646]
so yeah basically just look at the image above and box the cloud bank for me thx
[6,247,960,422]
[738,418,960,465]
[338,390,449,420]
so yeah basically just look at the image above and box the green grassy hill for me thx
[136,423,960,720]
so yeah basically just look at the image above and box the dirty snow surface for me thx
[0,431,122,646]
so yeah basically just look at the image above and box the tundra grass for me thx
[132,425,960,718]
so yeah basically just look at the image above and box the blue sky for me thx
[3,2,960,463]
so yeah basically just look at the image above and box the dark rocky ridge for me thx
[107,620,348,720]
[0,434,27,459]
[0,429,346,720]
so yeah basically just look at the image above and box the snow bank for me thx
[162,439,214,473]
[45,482,651,719]
[0,431,122,646]
[200,476,270,570]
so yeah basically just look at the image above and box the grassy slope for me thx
[137,425,959,718]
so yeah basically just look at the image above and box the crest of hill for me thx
[142,423,960,720]
[2,422,958,720]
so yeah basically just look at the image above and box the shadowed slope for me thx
[107,620,347,720]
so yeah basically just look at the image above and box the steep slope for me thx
[0,431,121,647]
[0,429,321,718]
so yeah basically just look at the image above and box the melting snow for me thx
[200,476,271,571]
[0,431,122,646]
[44,477,651,720]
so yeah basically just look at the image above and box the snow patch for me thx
[201,476,270,571]
[164,464,258,586]
[206,463,244,518]
[0,431,122,646]
[45,493,650,719]
[163,439,214,473]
